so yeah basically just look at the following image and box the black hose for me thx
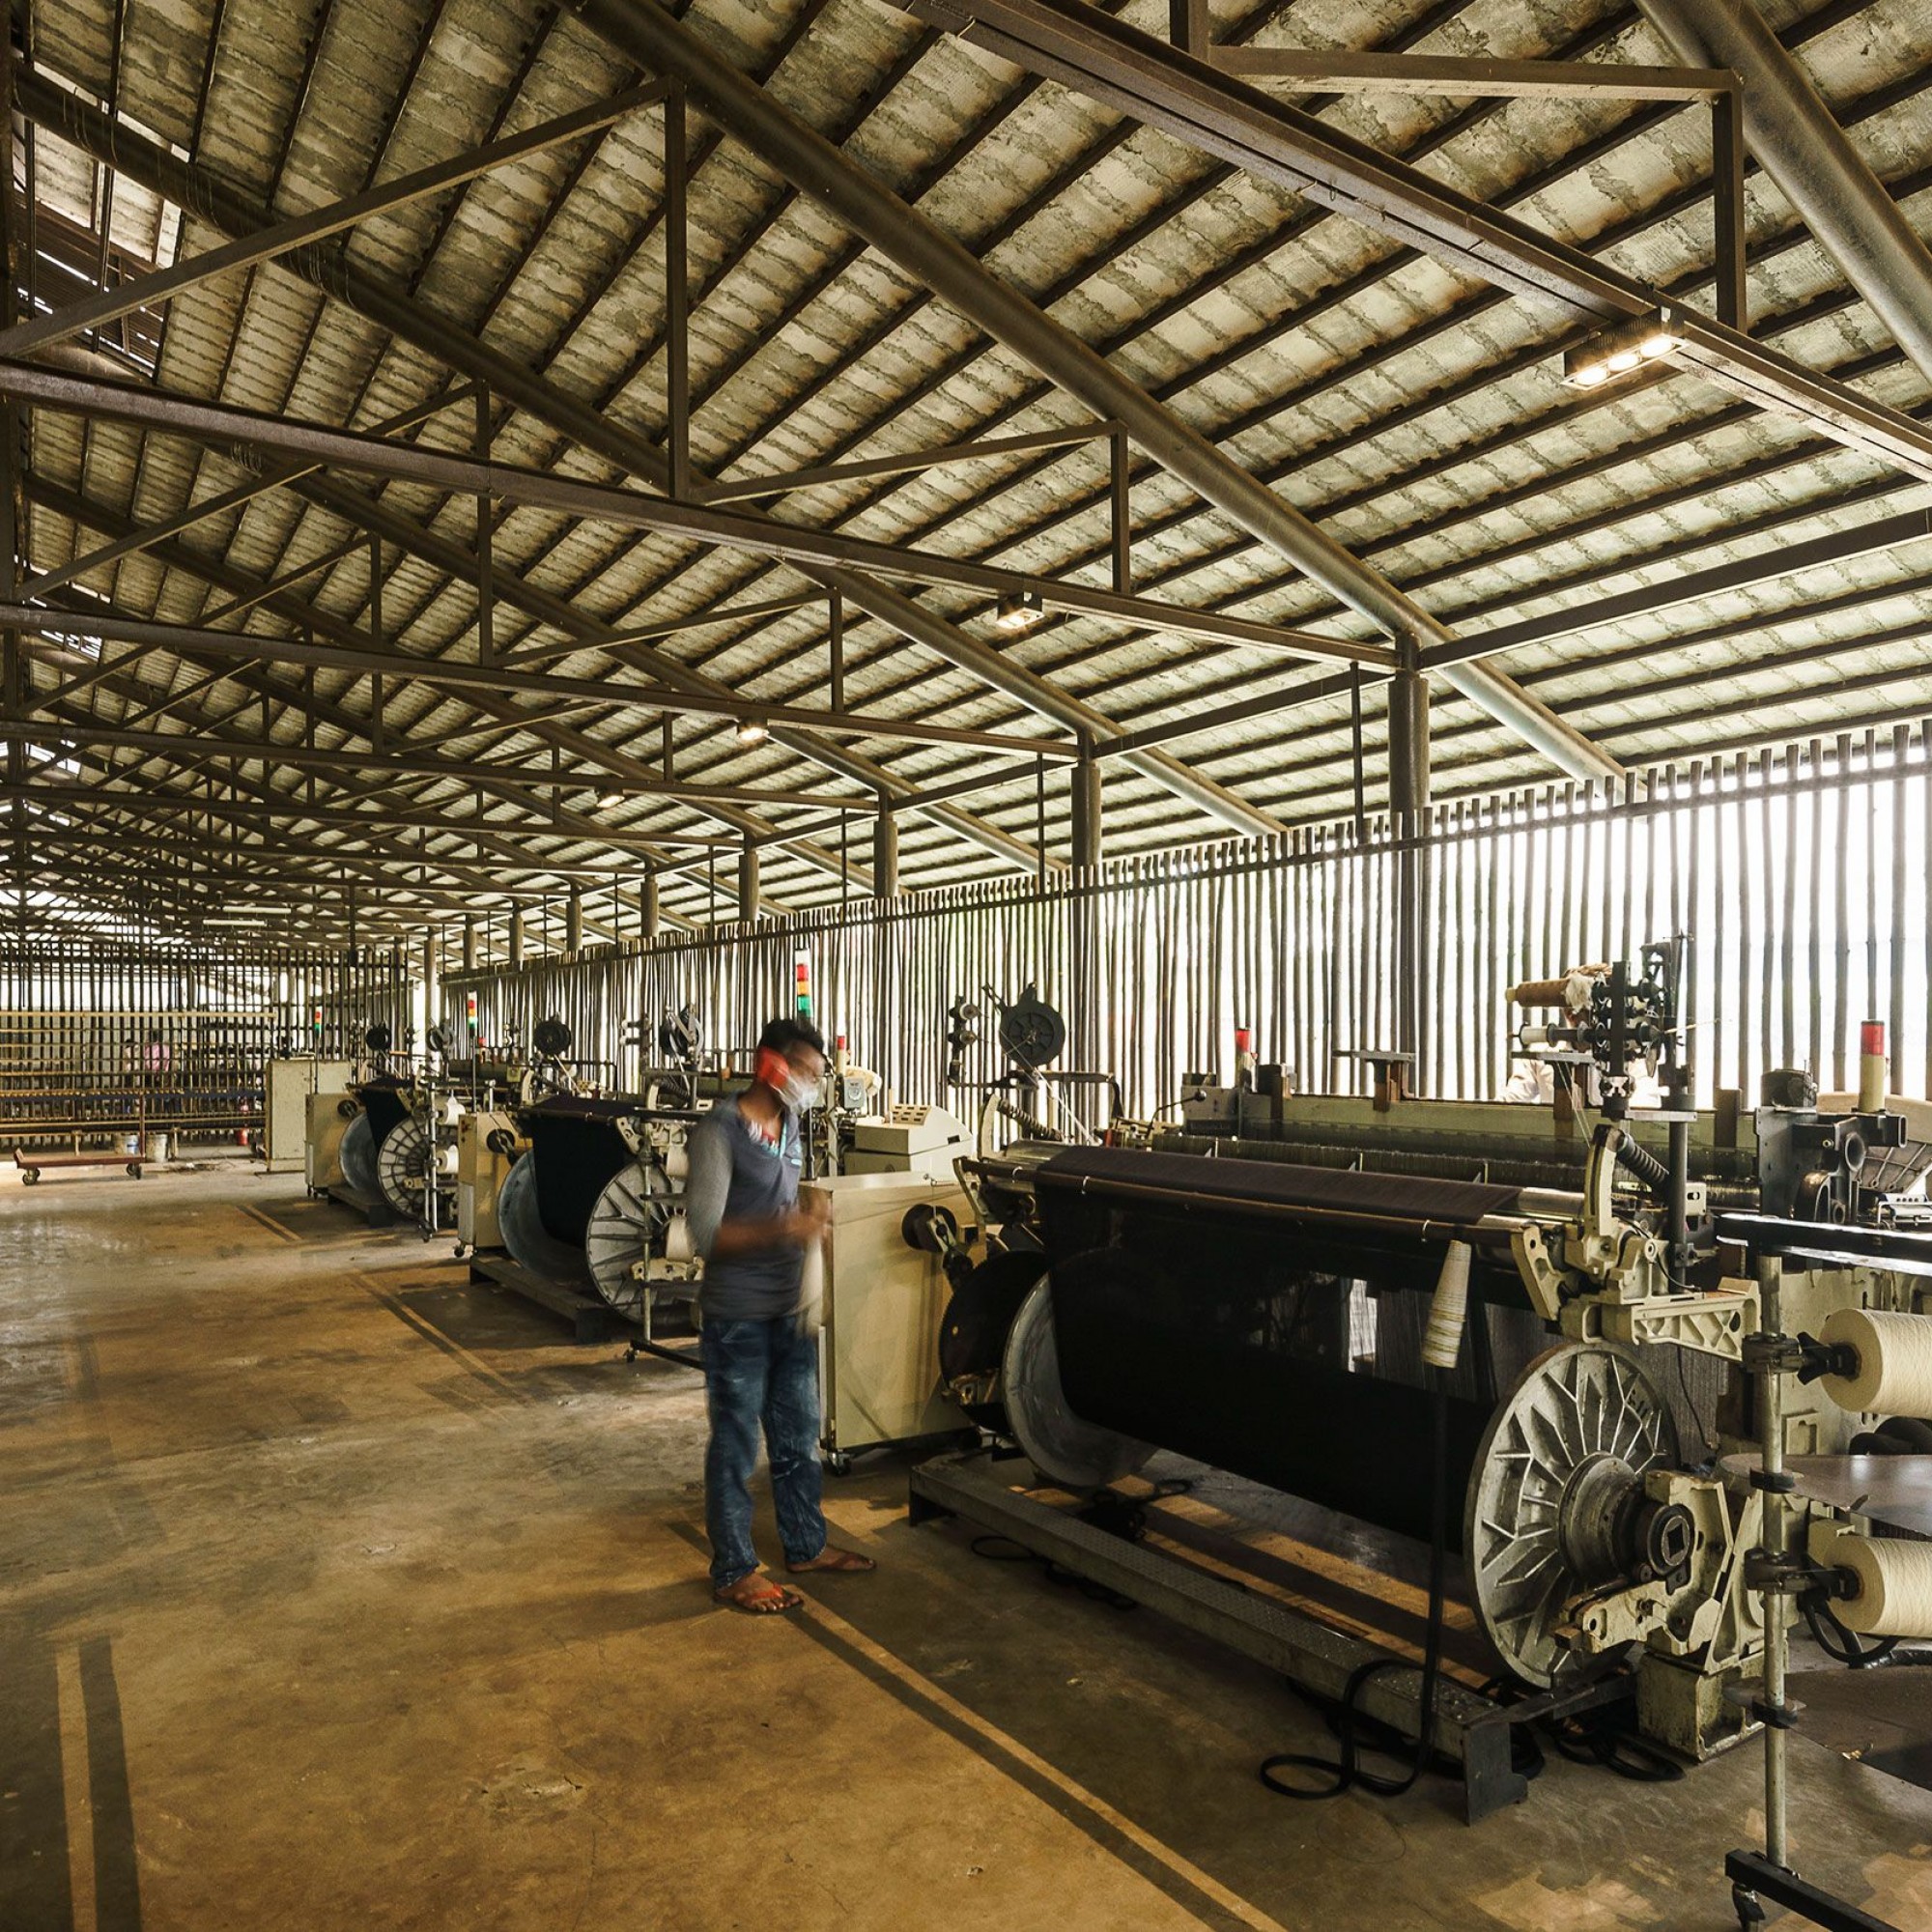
[1257,1375,1449,1801]
[1803,1591,1899,1668]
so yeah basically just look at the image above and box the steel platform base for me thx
[908,1449,1624,1824]
[325,1181,395,1227]
[1725,1851,1901,1931]
[469,1255,619,1342]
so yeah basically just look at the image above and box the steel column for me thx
[872,807,899,898]
[736,839,759,923]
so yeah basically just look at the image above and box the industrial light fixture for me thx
[597,788,624,809]
[993,588,1046,632]
[1563,306,1687,390]
[735,716,769,746]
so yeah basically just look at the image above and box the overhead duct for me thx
[1634,0,1932,391]
[569,0,1621,792]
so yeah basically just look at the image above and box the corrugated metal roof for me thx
[14,0,1932,946]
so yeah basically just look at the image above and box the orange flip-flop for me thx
[714,1577,804,1614]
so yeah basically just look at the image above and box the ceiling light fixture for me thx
[993,588,1046,632]
[598,789,624,809]
[735,716,769,746]
[1563,305,1687,391]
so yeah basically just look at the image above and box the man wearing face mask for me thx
[683,1015,877,1612]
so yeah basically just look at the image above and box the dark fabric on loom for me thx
[518,1098,641,1245]
[1035,1146,1523,1226]
[356,1079,410,1151]
[1029,1149,1530,1546]
[1046,1242,1498,1548]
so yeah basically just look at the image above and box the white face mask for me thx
[781,1068,820,1114]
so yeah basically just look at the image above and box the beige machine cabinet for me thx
[843,1105,971,1182]
[803,1173,977,1468]
[304,1089,357,1193]
[457,1109,521,1255]
[266,1058,354,1174]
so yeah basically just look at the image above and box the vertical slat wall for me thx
[445,739,1932,1115]
[0,942,412,1144]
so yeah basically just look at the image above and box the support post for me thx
[665,85,691,500]
[1069,736,1102,868]
[508,909,524,969]
[828,587,844,712]
[640,868,660,939]
[1387,667,1431,815]
[1388,662,1432,1092]
[566,883,583,954]
[736,838,759,923]
[422,929,438,1020]
[463,913,477,973]
[1711,86,1747,331]
[1110,429,1131,594]
[872,802,898,898]
[475,385,495,666]
[1168,0,1210,54]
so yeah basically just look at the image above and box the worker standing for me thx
[684,1015,876,1612]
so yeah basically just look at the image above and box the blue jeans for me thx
[701,1316,826,1588]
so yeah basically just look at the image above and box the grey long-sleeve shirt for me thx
[684,1101,806,1321]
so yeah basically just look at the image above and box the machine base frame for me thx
[1724,1851,1901,1931]
[324,1180,395,1227]
[906,1449,1620,1823]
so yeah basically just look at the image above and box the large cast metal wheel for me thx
[582,1161,687,1318]
[338,1111,378,1197]
[1003,1279,1152,1492]
[1465,1340,1681,1690]
[377,1118,446,1220]
[497,1153,592,1289]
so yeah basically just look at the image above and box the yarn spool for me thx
[1423,1240,1473,1371]
[1829,1531,1932,1637]
[1818,1307,1932,1417]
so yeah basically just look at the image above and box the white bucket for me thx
[149,1133,170,1163]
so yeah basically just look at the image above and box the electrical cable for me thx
[1255,1373,1450,1801]
[1802,1590,1899,1668]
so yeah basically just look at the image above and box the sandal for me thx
[714,1575,804,1615]
[786,1546,877,1576]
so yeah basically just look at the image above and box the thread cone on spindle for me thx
[1818,1307,1932,1416]
[1829,1530,1932,1637]
[1423,1241,1472,1370]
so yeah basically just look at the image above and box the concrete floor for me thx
[4,1166,1931,1932]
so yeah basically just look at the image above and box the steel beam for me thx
[0,84,669,359]
[1208,49,1735,99]
[9,720,876,811]
[900,0,1932,489]
[501,589,822,665]
[575,0,1612,791]
[697,421,1118,504]
[26,470,892,893]
[1427,508,1932,669]
[1106,667,1378,753]
[6,600,1080,761]
[0,361,1377,671]
[12,818,649,887]
[1634,0,1932,390]
[24,380,480,599]
[18,74,1275,847]
[4,781,745,855]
